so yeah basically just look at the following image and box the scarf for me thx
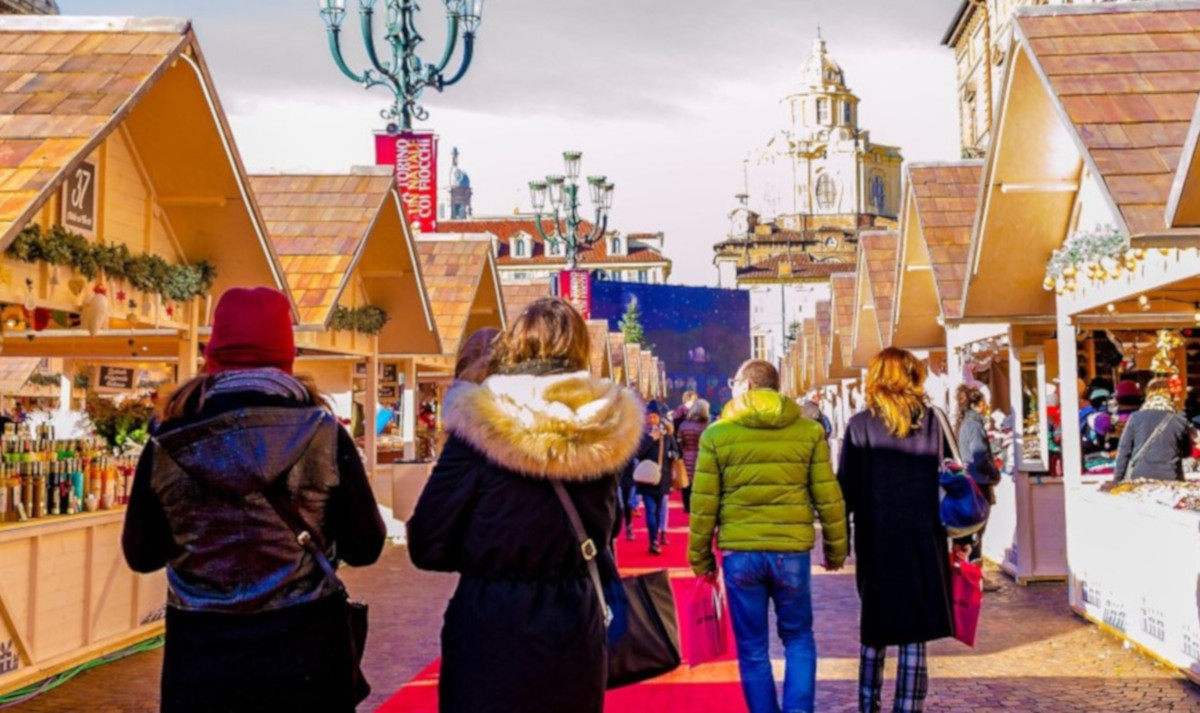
[203,368,310,405]
[1142,394,1175,412]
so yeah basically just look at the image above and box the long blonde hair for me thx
[865,348,927,438]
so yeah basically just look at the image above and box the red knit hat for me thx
[204,287,295,375]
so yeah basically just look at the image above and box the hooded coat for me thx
[407,371,643,713]
[687,389,848,576]
[122,387,386,713]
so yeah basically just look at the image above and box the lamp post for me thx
[528,151,614,271]
[318,0,484,131]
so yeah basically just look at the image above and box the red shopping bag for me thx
[950,554,983,647]
[686,577,728,666]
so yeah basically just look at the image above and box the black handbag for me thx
[264,488,371,705]
[551,482,682,689]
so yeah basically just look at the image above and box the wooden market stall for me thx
[828,272,859,436]
[586,320,612,379]
[248,168,442,498]
[999,1,1200,682]
[851,230,899,369]
[500,279,549,326]
[608,331,627,386]
[626,342,642,393]
[0,16,293,694]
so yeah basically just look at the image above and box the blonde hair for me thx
[455,327,499,384]
[1145,377,1172,401]
[865,348,927,438]
[491,298,590,374]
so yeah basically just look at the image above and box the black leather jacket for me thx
[122,393,385,613]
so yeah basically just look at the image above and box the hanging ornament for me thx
[67,276,86,297]
[1043,276,1057,291]
[166,303,175,318]
[82,284,109,337]
[0,266,11,288]
[23,278,36,312]
[116,289,126,302]
[1159,247,1171,256]
[1150,329,1183,375]
[1062,265,1078,279]
[126,298,138,324]
[1065,278,1077,292]
[32,308,50,332]
[48,266,60,289]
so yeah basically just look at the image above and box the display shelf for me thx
[0,508,127,539]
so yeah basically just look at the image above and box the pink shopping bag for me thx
[686,577,729,666]
[950,554,983,647]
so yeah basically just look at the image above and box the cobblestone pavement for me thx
[7,557,1199,711]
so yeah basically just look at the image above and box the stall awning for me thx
[416,237,504,359]
[895,162,981,347]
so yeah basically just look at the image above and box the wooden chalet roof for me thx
[803,318,818,389]
[586,320,610,379]
[862,231,898,347]
[249,172,392,325]
[0,17,190,243]
[499,279,549,325]
[626,342,642,387]
[908,162,982,320]
[609,331,627,385]
[416,239,496,356]
[831,272,856,370]
[1016,3,1200,237]
[737,253,853,282]
[815,301,832,382]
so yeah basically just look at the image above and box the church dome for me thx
[801,33,844,88]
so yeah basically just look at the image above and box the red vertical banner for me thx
[558,269,592,319]
[375,131,438,233]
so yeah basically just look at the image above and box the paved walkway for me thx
[7,545,1199,712]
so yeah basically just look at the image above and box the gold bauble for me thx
[1062,265,1078,278]
[1159,247,1171,256]
[1065,278,1077,292]
[1043,276,1057,291]
[1134,248,1146,260]
[1124,257,1138,271]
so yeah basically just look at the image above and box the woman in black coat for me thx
[838,348,953,713]
[408,298,643,713]
[632,409,679,555]
[1114,377,1192,482]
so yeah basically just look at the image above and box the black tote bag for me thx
[551,482,682,689]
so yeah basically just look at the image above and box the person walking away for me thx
[955,386,1003,592]
[689,359,848,713]
[672,389,698,431]
[801,399,831,441]
[634,407,679,554]
[675,398,711,515]
[1113,377,1191,483]
[838,348,956,713]
[407,298,643,713]
[122,287,386,713]
[1079,387,1113,454]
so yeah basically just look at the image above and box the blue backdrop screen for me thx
[591,281,750,413]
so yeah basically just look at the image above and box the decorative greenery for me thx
[73,370,91,390]
[1043,224,1142,293]
[85,395,154,452]
[619,296,648,348]
[785,320,802,346]
[8,224,217,302]
[25,372,62,388]
[329,305,389,335]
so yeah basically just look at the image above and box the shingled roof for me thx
[0,17,190,243]
[908,162,982,320]
[737,253,852,282]
[416,239,499,356]
[250,172,393,325]
[1016,3,1200,236]
[499,279,549,325]
[861,231,899,348]
[831,272,856,370]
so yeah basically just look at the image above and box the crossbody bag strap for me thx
[933,407,964,464]
[550,481,612,627]
[1128,414,1175,473]
[262,485,346,592]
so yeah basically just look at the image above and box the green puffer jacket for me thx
[688,389,848,576]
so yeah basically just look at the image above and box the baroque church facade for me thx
[713,33,902,367]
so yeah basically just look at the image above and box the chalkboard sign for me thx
[381,363,398,383]
[97,365,134,391]
[378,385,398,400]
[61,160,97,236]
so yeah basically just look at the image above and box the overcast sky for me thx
[60,0,962,286]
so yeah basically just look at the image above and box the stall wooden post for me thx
[365,355,379,479]
[402,358,418,461]
[177,299,200,381]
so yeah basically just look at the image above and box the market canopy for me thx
[0,17,288,302]
[415,236,505,362]
[249,169,440,357]
[969,3,1200,318]
[852,230,898,366]
[894,162,981,347]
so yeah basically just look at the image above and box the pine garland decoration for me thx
[25,372,63,388]
[7,224,217,302]
[1045,224,1128,283]
[329,305,389,335]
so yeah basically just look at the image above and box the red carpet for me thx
[377,495,748,712]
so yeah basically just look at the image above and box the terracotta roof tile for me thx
[417,239,493,356]
[1017,7,1200,235]
[908,162,982,320]
[609,331,627,382]
[831,273,856,369]
[861,231,899,347]
[0,19,187,241]
[586,321,609,379]
[737,253,853,281]
[438,217,669,267]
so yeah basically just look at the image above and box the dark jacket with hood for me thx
[958,409,1002,488]
[122,384,385,713]
[633,428,680,499]
[408,369,643,713]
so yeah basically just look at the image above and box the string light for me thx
[1138,294,1151,311]
[1106,303,1116,313]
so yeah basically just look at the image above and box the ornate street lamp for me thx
[319,0,484,131]
[529,151,615,270]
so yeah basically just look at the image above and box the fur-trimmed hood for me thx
[442,371,644,481]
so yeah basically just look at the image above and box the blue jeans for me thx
[723,551,816,713]
[642,493,661,545]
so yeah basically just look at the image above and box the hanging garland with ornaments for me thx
[328,305,389,335]
[7,224,217,303]
[1042,223,1146,294]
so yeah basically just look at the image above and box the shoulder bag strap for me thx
[550,481,612,627]
[262,485,346,592]
[658,435,665,466]
[932,407,964,464]
[1127,413,1175,474]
